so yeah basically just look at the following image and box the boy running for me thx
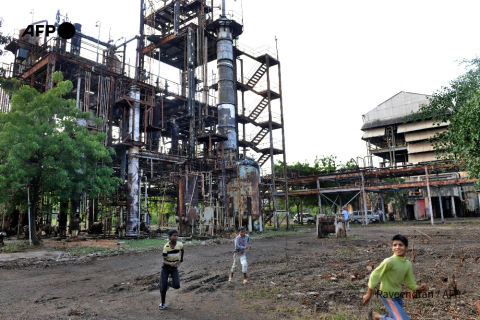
[229,226,251,284]
[363,234,427,320]
[159,229,184,310]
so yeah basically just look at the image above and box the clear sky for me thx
[1,1,479,168]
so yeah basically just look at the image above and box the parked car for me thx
[350,210,380,224]
[294,214,315,224]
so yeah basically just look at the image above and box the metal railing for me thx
[235,41,277,59]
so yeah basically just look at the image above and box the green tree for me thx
[275,155,359,214]
[411,58,480,182]
[0,72,122,245]
[0,34,11,57]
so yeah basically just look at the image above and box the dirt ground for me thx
[1,221,480,320]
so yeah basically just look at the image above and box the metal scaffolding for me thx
[0,0,289,237]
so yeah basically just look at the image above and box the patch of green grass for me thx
[1,243,30,253]
[260,228,302,238]
[241,286,281,300]
[325,235,362,241]
[317,313,357,320]
[67,246,110,256]
[123,238,167,250]
[63,238,167,257]
[275,305,302,316]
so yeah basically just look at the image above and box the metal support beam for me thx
[451,195,456,219]
[438,189,444,222]
[360,172,368,225]
[425,167,434,225]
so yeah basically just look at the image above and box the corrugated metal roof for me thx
[361,91,431,130]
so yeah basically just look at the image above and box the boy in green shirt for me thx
[362,234,427,320]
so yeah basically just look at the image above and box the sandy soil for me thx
[1,222,479,320]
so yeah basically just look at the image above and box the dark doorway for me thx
[406,205,415,220]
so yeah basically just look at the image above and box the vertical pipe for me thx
[76,76,81,109]
[316,181,321,238]
[221,159,228,226]
[139,169,142,230]
[187,28,196,158]
[451,196,456,219]
[317,179,322,215]
[265,56,278,228]
[27,187,32,246]
[438,189,444,222]
[120,148,126,181]
[96,21,101,64]
[144,176,148,221]
[120,206,123,228]
[171,121,179,154]
[174,0,180,35]
[202,36,208,132]
[126,86,140,236]
[424,167,434,225]
[276,55,289,230]
[360,171,368,225]
[178,178,183,234]
[240,59,246,158]
[380,192,385,223]
[122,44,126,75]
[108,77,115,145]
[300,198,303,223]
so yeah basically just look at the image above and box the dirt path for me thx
[1,223,479,320]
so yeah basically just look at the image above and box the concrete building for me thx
[361,91,448,167]
[361,91,478,219]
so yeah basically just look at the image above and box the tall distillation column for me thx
[216,8,237,160]
[126,86,140,236]
[126,0,144,236]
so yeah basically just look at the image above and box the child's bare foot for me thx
[371,310,381,320]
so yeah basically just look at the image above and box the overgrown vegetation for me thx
[408,57,480,185]
[0,33,11,57]
[273,155,359,215]
[0,72,122,245]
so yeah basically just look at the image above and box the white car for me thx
[293,214,315,224]
[351,210,380,224]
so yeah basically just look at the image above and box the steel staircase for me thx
[247,97,269,121]
[246,64,267,87]
[252,127,269,145]
[256,154,270,167]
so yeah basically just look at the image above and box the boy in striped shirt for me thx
[159,229,184,310]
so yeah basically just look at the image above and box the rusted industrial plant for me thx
[0,0,289,237]
[1,1,479,243]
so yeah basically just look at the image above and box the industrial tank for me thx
[226,159,261,231]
